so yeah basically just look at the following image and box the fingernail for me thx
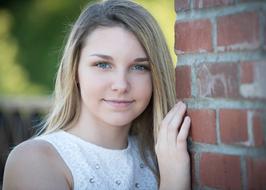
[175,102,181,108]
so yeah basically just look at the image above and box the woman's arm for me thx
[2,140,72,190]
[156,101,191,190]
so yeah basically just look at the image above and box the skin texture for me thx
[156,102,191,190]
[68,26,152,150]
[3,140,73,190]
[2,27,191,190]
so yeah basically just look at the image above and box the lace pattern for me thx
[35,131,158,190]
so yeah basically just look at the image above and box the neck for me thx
[67,111,131,150]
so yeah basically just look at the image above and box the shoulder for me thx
[3,139,72,190]
[5,139,60,164]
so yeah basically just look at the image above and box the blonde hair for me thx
[41,0,176,184]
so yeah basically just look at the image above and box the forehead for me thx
[82,26,147,58]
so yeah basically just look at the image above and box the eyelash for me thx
[95,62,111,69]
[94,62,150,71]
[131,64,150,71]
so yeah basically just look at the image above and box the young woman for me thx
[3,0,191,189]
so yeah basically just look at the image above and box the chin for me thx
[105,119,132,128]
[102,115,136,128]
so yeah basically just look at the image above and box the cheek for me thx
[133,75,152,101]
[79,72,106,99]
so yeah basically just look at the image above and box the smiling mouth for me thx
[103,99,135,109]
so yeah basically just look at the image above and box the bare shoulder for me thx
[3,139,72,190]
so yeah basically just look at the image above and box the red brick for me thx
[240,60,266,99]
[196,63,239,98]
[217,12,260,51]
[220,109,248,144]
[241,62,254,84]
[194,0,234,9]
[200,153,241,190]
[175,19,212,54]
[252,111,265,147]
[187,109,217,144]
[175,0,190,12]
[247,157,266,190]
[176,65,191,98]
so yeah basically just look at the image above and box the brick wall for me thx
[174,0,266,189]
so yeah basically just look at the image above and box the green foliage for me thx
[0,0,175,96]
[0,10,44,95]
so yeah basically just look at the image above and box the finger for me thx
[167,102,187,146]
[162,103,180,126]
[177,116,191,142]
[157,102,180,144]
[169,102,187,131]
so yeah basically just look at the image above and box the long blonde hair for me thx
[41,0,176,184]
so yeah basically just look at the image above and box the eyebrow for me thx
[89,53,149,62]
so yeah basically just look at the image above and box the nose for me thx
[111,70,130,93]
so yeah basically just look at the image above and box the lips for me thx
[103,99,134,109]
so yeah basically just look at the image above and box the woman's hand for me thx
[155,101,191,190]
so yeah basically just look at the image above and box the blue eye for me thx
[131,64,149,71]
[96,62,111,69]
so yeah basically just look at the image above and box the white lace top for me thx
[35,130,158,190]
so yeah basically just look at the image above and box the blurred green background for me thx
[0,0,175,97]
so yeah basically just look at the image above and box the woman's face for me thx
[77,26,152,128]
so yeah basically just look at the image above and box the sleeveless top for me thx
[35,130,158,190]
